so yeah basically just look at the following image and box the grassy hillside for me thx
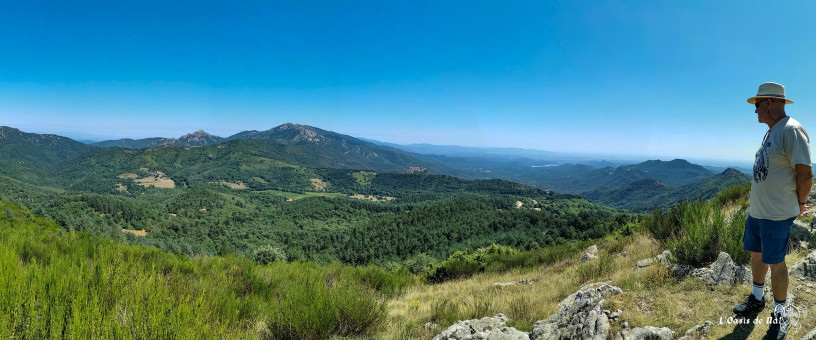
[0,200,415,339]
[376,184,816,339]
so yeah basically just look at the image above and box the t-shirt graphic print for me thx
[754,135,770,183]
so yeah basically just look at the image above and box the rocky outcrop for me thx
[677,321,712,340]
[802,326,816,340]
[529,282,621,339]
[635,250,672,270]
[635,258,654,269]
[614,326,674,340]
[674,252,752,285]
[791,250,816,281]
[580,245,599,262]
[433,282,692,340]
[432,314,529,340]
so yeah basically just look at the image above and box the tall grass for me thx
[0,201,415,339]
[643,184,751,267]
[426,240,599,283]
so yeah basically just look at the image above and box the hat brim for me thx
[747,96,794,104]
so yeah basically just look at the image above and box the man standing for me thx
[733,82,812,339]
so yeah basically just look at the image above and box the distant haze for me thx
[2,2,814,164]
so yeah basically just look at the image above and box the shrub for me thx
[645,187,753,267]
[712,183,751,207]
[2,208,13,221]
[403,253,437,274]
[253,245,287,264]
[426,244,518,283]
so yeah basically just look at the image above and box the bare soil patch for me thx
[311,178,329,192]
[350,194,396,202]
[218,181,247,190]
[126,170,176,189]
[121,228,147,237]
[117,173,139,179]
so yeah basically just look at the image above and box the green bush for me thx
[712,183,751,207]
[426,244,520,283]
[665,202,723,266]
[644,186,752,267]
[0,201,409,339]
[253,244,287,264]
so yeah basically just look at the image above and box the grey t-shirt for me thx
[750,116,811,220]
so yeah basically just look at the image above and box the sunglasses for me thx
[755,99,772,108]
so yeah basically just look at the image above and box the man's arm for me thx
[795,163,813,217]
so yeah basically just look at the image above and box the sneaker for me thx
[770,309,791,339]
[733,294,765,314]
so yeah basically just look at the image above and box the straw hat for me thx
[747,82,794,104]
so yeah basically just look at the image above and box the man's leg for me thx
[769,261,788,302]
[752,251,769,284]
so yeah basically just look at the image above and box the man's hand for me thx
[799,203,810,218]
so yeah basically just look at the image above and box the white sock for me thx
[752,282,764,300]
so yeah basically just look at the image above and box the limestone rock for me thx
[677,321,712,340]
[530,282,621,340]
[791,250,816,282]
[433,314,529,340]
[655,250,673,264]
[635,258,654,269]
[580,245,599,262]
[614,326,674,340]
[690,252,752,285]
[792,220,814,246]
[802,326,816,340]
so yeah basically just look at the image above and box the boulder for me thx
[635,258,654,269]
[791,250,816,282]
[530,282,621,340]
[802,326,816,340]
[655,250,673,264]
[580,245,599,262]
[689,252,752,285]
[677,321,712,340]
[614,326,674,340]
[792,220,813,246]
[432,314,529,340]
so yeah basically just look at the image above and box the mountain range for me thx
[1,124,749,211]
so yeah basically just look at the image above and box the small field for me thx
[350,194,396,202]
[121,228,147,236]
[353,171,377,186]
[119,170,176,189]
[259,189,346,200]
[217,181,247,190]
[310,178,329,191]
[134,176,175,189]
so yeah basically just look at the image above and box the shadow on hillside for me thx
[717,310,761,340]
[717,310,785,340]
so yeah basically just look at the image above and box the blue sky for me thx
[1,1,815,164]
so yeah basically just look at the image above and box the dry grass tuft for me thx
[379,232,816,339]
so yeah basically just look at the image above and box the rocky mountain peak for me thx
[720,167,743,176]
[272,123,323,143]
[180,130,213,139]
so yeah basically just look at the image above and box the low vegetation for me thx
[0,201,415,339]
[643,183,751,266]
[380,183,816,339]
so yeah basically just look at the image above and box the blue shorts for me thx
[743,215,794,264]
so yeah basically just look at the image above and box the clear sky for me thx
[1,1,815,164]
